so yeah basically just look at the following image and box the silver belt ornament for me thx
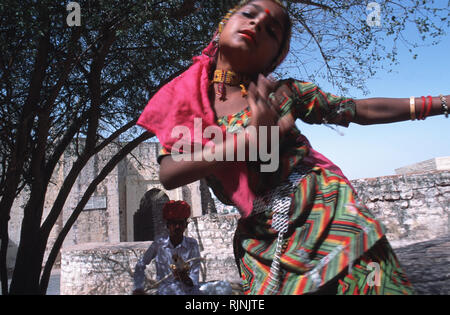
[251,165,310,294]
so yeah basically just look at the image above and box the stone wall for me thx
[63,143,122,246]
[60,216,242,295]
[7,142,214,273]
[60,170,450,295]
[352,170,450,247]
[187,214,241,283]
[395,156,450,175]
[61,242,152,295]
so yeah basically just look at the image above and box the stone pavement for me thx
[395,234,450,295]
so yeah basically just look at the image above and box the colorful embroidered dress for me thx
[159,79,415,295]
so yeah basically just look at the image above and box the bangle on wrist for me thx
[424,95,432,119]
[409,96,416,120]
[420,96,426,120]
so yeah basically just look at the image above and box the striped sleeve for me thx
[290,81,356,127]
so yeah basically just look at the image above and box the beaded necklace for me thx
[212,70,249,100]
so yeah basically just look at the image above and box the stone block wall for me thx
[60,170,450,295]
[7,142,214,273]
[395,157,450,175]
[63,144,122,245]
[352,171,450,247]
[61,242,154,295]
[60,216,242,295]
[187,214,241,283]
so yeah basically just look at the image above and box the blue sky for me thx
[149,3,449,181]
[289,10,450,180]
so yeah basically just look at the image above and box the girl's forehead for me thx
[237,1,287,27]
[240,0,285,13]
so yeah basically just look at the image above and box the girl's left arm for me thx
[353,95,449,125]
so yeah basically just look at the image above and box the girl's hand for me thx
[247,74,296,144]
[246,74,280,150]
[247,74,279,130]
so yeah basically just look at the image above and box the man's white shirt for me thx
[134,235,201,295]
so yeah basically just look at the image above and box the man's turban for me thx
[162,200,191,221]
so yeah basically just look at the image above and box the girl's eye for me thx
[241,11,255,18]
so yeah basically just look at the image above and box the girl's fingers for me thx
[256,74,270,99]
[256,74,280,115]
[247,81,261,111]
[256,74,276,100]
[268,92,280,114]
[248,80,272,113]
[247,75,280,128]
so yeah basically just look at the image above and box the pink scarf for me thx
[137,43,353,218]
[137,42,258,217]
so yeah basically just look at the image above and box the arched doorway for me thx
[133,188,169,241]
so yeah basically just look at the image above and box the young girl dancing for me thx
[137,0,449,295]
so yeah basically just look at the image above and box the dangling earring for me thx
[215,8,235,47]
[213,33,220,46]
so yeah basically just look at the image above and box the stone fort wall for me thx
[7,142,215,272]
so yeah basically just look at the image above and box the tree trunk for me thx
[0,27,50,294]
[0,230,9,295]
[39,132,152,294]
[8,177,48,294]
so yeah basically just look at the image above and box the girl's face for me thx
[218,0,288,74]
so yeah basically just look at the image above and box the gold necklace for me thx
[211,70,249,100]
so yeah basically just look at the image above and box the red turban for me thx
[162,200,191,221]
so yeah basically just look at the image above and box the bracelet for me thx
[409,96,416,120]
[440,94,448,118]
[424,95,432,119]
[420,96,426,120]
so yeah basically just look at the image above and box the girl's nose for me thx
[251,10,271,31]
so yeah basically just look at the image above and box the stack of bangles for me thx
[410,95,448,120]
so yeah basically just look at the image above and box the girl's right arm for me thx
[159,74,286,190]
[159,133,246,189]
[159,152,224,190]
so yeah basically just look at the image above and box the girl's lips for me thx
[238,30,256,44]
